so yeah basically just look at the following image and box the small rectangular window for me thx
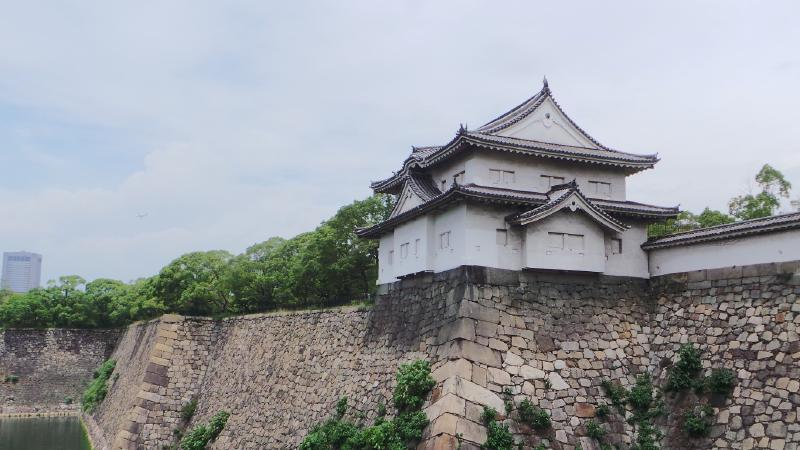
[400,243,409,259]
[440,231,451,249]
[414,238,421,256]
[490,169,515,185]
[496,229,508,246]
[541,175,565,189]
[588,181,612,197]
[388,250,394,264]
[547,232,564,249]
[609,238,622,255]
[565,234,585,251]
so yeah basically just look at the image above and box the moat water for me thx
[0,417,91,450]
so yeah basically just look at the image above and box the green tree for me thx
[695,207,734,228]
[228,237,286,313]
[154,250,234,316]
[729,164,792,220]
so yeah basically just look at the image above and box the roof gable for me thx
[477,79,605,150]
[509,182,628,233]
[492,96,598,148]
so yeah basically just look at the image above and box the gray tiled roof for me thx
[507,182,628,231]
[358,183,677,238]
[642,211,800,249]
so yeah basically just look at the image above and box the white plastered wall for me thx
[648,229,800,276]
[378,234,396,284]
[464,203,523,271]
[464,152,627,201]
[604,222,650,278]
[523,210,606,273]
[432,204,467,273]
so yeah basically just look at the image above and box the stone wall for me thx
[81,262,799,450]
[0,328,120,414]
[87,271,462,449]
[649,262,800,450]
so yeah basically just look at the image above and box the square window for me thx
[565,234,585,251]
[547,232,564,249]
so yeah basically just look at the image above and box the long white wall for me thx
[647,229,800,276]
[377,203,657,283]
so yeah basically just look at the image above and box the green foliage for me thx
[631,421,662,450]
[585,419,606,440]
[393,360,435,412]
[601,379,628,414]
[543,379,552,390]
[4,374,19,383]
[481,406,498,425]
[483,421,516,450]
[729,164,792,220]
[179,411,229,450]
[181,399,198,421]
[666,344,703,392]
[0,195,394,329]
[703,368,736,395]
[82,359,116,412]
[300,359,432,450]
[683,405,713,437]
[502,388,514,415]
[650,164,791,238]
[628,374,654,413]
[517,399,551,430]
[596,404,610,418]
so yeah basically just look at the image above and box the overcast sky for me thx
[1,1,799,283]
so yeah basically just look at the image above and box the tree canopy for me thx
[649,164,792,237]
[0,195,393,329]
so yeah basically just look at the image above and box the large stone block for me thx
[441,377,505,412]
[432,359,473,383]
[458,301,500,324]
[449,340,501,368]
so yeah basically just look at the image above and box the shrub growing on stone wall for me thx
[601,379,628,414]
[703,368,736,395]
[179,410,230,450]
[181,399,198,421]
[82,359,116,412]
[481,406,517,450]
[585,419,606,440]
[517,399,551,430]
[665,344,703,392]
[682,405,713,437]
[393,360,436,412]
[299,359,434,450]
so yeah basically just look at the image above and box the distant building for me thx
[1,251,43,293]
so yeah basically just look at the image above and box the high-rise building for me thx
[1,251,43,293]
